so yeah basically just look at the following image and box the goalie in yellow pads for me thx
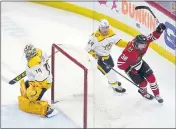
[18,44,58,118]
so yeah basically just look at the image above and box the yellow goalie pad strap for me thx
[18,96,49,117]
[29,80,52,89]
[20,79,27,97]
[115,39,128,48]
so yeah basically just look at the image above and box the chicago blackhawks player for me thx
[117,23,166,103]
[86,19,128,93]
[18,44,58,117]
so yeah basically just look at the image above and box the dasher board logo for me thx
[164,21,176,50]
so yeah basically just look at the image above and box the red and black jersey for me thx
[117,30,162,71]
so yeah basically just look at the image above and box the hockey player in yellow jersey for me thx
[85,19,128,93]
[18,44,58,118]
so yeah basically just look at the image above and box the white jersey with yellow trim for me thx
[25,49,51,82]
[85,28,121,57]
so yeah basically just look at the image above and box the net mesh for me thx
[51,44,122,128]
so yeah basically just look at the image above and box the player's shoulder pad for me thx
[108,28,116,36]
[93,28,116,42]
[36,48,42,58]
[92,30,101,38]
[91,30,102,41]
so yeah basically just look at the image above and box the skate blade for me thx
[46,109,58,118]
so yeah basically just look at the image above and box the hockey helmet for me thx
[24,44,37,60]
[99,19,110,35]
[133,34,147,50]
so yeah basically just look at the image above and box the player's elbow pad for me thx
[88,50,96,58]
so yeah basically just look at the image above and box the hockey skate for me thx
[45,107,58,118]
[138,89,154,100]
[112,82,126,93]
[155,95,164,103]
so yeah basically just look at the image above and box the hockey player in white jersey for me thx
[18,44,58,118]
[86,19,128,93]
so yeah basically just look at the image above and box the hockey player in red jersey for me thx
[117,23,166,103]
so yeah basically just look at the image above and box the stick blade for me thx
[135,5,157,19]
[9,80,17,85]
[9,71,26,85]
[135,6,149,10]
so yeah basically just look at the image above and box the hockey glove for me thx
[156,23,166,33]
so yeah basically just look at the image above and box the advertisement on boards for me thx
[68,0,176,55]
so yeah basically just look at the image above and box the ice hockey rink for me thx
[1,2,175,128]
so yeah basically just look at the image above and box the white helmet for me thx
[99,19,110,35]
[24,44,36,60]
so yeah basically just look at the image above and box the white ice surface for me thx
[1,2,175,128]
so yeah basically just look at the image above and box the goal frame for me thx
[51,43,88,128]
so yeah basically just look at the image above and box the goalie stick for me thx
[9,71,27,85]
[9,43,87,85]
[9,50,58,85]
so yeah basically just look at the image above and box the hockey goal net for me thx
[50,43,121,128]
[51,43,92,128]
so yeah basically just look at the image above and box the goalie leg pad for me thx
[20,79,27,97]
[31,78,52,90]
[18,96,49,117]
[26,85,45,102]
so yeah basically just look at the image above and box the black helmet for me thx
[133,34,147,50]
[134,34,147,44]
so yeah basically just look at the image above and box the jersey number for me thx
[88,40,94,47]
[121,54,128,61]
[35,68,42,73]
[127,47,133,52]
[35,63,50,74]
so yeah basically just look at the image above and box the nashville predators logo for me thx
[104,43,113,50]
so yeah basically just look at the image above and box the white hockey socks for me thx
[107,69,120,87]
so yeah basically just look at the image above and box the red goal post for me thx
[51,43,88,128]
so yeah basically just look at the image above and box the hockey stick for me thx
[135,6,160,24]
[102,61,154,97]
[9,44,89,85]
[9,71,27,85]
[102,62,138,87]
[9,50,60,85]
